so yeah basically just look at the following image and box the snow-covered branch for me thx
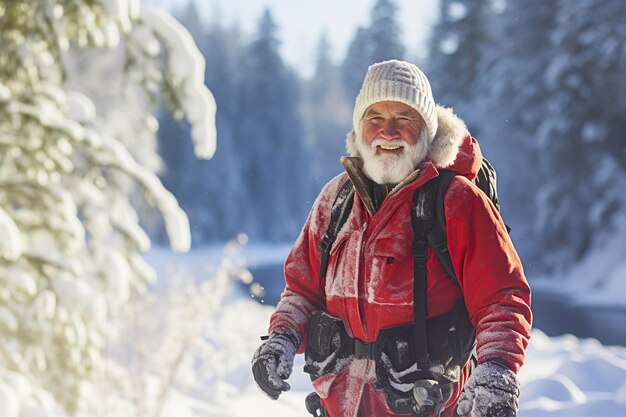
[0,0,217,415]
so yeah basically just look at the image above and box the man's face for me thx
[356,101,429,184]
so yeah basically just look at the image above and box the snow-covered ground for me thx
[7,243,616,417]
[189,299,626,417]
[141,244,626,417]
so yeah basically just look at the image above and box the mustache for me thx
[370,138,406,149]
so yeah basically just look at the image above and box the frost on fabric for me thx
[475,303,529,370]
[283,174,357,301]
[139,6,217,159]
[366,237,412,305]
[263,357,287,389]
[312,372,335,397]
[252,334,296,398]
[271,291,316,345]
[367,256,382,304]
[326,227,361,300]
[337,359,370,417]
[456,361,519,417]
[307,174,348,239]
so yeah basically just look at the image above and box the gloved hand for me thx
[376,351,419,394]
[376,351,452,416]
[376,351,421,414]
[251,331,299,400]
[456,361,519,417]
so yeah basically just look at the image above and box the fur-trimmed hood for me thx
[345,105,470,170]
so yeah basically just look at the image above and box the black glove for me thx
[376,351,452,416]
[376,350,419,394]
[375,350,419,413]
[456,361,519,417]
[251,331,299,400]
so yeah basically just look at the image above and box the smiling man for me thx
[252,60,532,417]
[357,101,429,185]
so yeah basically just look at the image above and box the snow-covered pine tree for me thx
[342,27,372,101]
[197,17,247,241]
[341,0,405,100]
[310,33,336,105]
[151,3,207,244]
[532,0,626,269]
[474,1,561,271]
[426,0,495,130]
[155,2,209,241]
[0,0,215,414]
[303,33,351,191]
[235,9,309,241]
[368,0,406,64]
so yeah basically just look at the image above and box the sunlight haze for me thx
[145,0,439,78]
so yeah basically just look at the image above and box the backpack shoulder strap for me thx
[426,169,459,284]
[411,177,439,370]
[318,178,355,306]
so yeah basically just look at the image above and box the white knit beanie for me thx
[353,60,438,143]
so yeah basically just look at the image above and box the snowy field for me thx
[145,245,626,417]
[190,299,626,417]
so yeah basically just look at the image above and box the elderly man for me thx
[252,60,532,417]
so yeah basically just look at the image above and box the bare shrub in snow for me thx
[107,235,251,417]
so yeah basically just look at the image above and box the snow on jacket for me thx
[268,106,532,417]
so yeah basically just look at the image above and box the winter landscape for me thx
[1,0,626,416]
[138,244,626,417]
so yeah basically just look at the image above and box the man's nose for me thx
[379,119,398,139]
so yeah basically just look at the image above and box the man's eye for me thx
[368,117,383,124]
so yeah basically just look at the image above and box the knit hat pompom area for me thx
[353,59,438,144]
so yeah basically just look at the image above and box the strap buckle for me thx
[412,240,428,260]
[353,339,375,359]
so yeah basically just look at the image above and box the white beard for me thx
[355,129,429,184]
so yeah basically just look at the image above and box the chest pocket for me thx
[368,237,414,305]
[324,231,355,299]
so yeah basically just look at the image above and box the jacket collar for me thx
[341,156,439,216]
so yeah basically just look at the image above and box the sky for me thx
[144,0,440,79]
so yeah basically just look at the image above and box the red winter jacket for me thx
[268,107,532,417]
